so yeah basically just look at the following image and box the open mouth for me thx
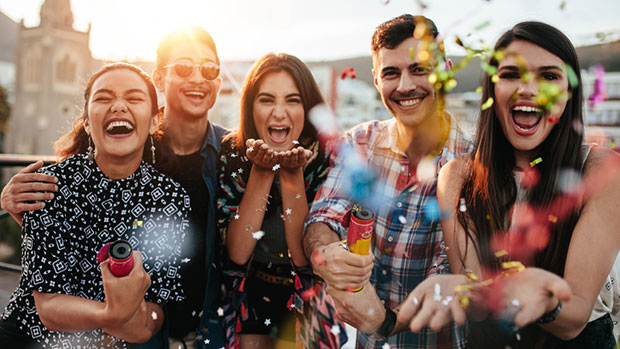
[268,126,290,143]
[105,120,135,136]
[511,105,543,133]
[183,90,206,100]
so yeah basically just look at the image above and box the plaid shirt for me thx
[306,115,473,349]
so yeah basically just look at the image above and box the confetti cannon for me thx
[97,240,134,277]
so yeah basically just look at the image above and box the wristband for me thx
[536,300,562,324]
[370,306,397,341]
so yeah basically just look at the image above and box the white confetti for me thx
[511,299,520,307]
[181,258,191,263]
[272,164,281,171]
[217,307,224,317]
[204,339,210,344]
[459,198,467,212]
[442,296,453,306]
[252,231,265,240]
[368,308,375,316]
[248,146,254,152]
[285,208,292,215]
[231,153,237,158]
[416,157,437,182]
[382,343,391,349]
[398,215,407,224]
[295,193,302,199]
[231,172,237,178]
[433,283,442,301]
[293,140,300,145]
[151,311,158,320]
[238,168,244,174]
[234,214,240,220]
[264,318,271,326]
[412,296,419,305]
[330,325,341,335]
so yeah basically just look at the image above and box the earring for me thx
[87,136,94,162]
[150,135,156,165]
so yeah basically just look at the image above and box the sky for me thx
[0,0,619,62]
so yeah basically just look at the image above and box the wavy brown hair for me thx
[228,53,324,149]
[54,62,162,161]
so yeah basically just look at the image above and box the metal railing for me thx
[0,154,57,272]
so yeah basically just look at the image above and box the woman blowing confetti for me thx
[398,21,620,348]
[0,63,187,348]
[216,53,345,348]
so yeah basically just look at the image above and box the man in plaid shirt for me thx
[303,14,473,348]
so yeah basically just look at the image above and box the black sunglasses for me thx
[163,59,220,80]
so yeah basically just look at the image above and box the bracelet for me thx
[370,306,397,341]
[536,300,562,324]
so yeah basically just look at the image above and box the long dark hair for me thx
[457,21,584,278]
[54,62,162,161]
[228,53,324,148]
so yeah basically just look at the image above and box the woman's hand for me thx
[246,139,277,169]
[100,251,151,326]
[398,274,468,332]
[276,146,313,170]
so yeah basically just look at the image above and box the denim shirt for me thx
[196,121,229,348]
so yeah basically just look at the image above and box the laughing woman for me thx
[0,63,187,348]
[424,22,620,348]
[216,53,343,348]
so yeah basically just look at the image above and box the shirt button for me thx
[387,236,394,242]
[397,202,402,208]
[382,270,388,275]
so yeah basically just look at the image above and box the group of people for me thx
[0,12,619,349]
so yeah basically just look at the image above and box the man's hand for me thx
[310,240,373,291]
[327,283,385,334]
[100,251,151,326]
[1,161,58,225]
[398,274,468,332]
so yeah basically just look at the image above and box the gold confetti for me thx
[133,220,143,227]
[529,157,543,167]
[548,215,558,223]
[481,97,494,110]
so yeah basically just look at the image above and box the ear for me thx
[83,118,91,136]
[149,112,159,135]
[372,68,380,91]
[152,68,166,92]
[214,76,222,96]
[445,59,453,71]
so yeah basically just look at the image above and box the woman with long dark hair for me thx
[399,21,620,348]
[216,53,344,348]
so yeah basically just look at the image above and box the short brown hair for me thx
[156,26,220,68]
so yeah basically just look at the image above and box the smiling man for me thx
[302,14,473,348]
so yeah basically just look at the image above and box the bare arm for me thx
[225,140,276,265]
[33,251,155,342]
[1,161,58,226]
[279,148,312,266]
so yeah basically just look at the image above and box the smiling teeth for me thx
[512,105,542,113]
[185,91,205,97]
[106,121,133,132]
[399,98,421,107]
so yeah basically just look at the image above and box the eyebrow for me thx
[92,88,147,96]
[498,65,564,72]
[174,57,216,64]
[381,62,429,74]
[256,92,301,99]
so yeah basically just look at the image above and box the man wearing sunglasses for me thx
[0,26,228,349]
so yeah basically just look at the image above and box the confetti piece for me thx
[132,220,143,227]
[548,117,560,124]
[279,253,284,258]
[285,208,292,215]
[442,296,453,306]
[398,215,407,224]
[433,283,442,301]
[548,215,558,223]
[264,318,271,326]
[293,140,300,145]
[204,339,210,344]
[511,299,520,307]
[234,214,240,220]
[589,65,608,108]
[416,157,436,182]
[252,231,265,240]
[412,296,419,305]
[311,250,327,266]
[238,168,244,174]
[475,86,483,94]
[217,307,224,316]
[529,157,542,167]
[368,308,375,316]
[409,47,415,60]
[459,198,466,212]
[230,153,237,158]
[248,146,254,152]
[151,311,158,320]
[481,97,494,110]
[181,258,191,263]
[382,343,391,349]
[330,325,341,335]
[272,164,280,171]
[495,250,508,258]
[295,193,302,199]
[341,67,356,79]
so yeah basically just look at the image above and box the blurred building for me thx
[4,0,98,156]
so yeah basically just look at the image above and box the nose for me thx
[272,103,286,119]
[187,65,204,83]
[517,77,538,97]
[110,99,127,113]
[397,72,417,93]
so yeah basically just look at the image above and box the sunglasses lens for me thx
[173,62,194,78]
[201,64,220,80]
